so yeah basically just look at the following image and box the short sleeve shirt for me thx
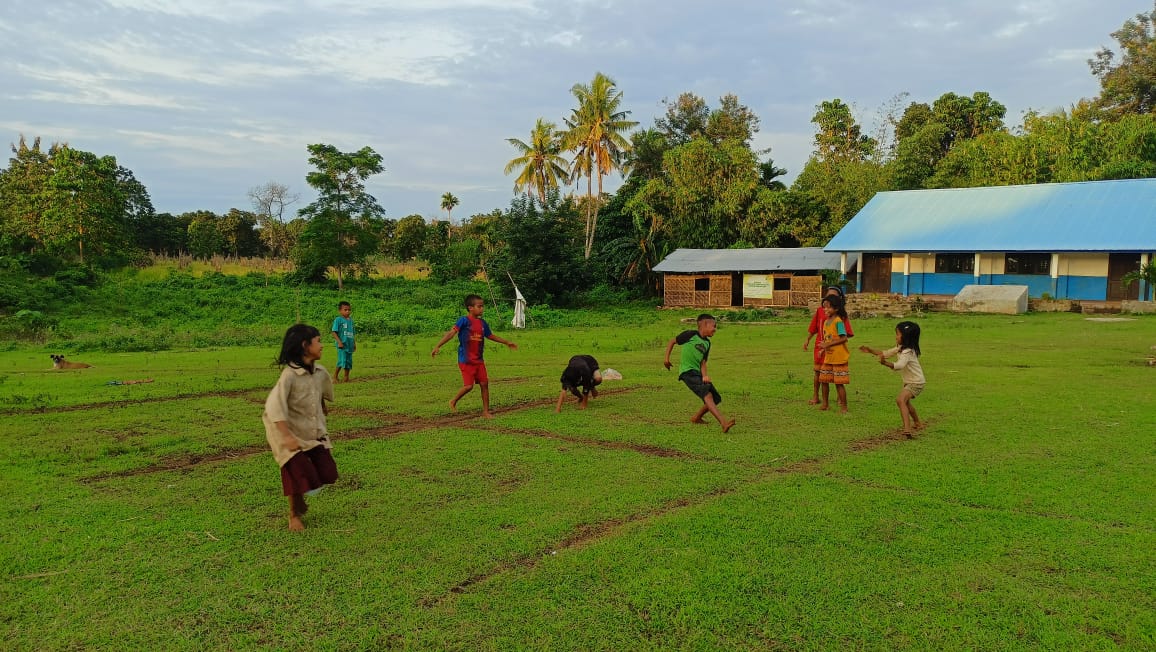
[676,330,711,375]
[331,316,354,347]
[262,363,335,467]
[454,316,491,364]
[822,317,850,365]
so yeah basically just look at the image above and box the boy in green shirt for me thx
[663,314,735,433]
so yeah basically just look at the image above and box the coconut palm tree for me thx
[440,192,460,222]
[503,118,570,203]
[563,72,638,258]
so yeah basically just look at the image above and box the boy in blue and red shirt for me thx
[431,294,517,418]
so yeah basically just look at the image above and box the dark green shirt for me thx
[676,330,711,375]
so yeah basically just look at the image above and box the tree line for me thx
[3,3,1156,305]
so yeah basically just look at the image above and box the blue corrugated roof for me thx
[824,179,1156,253]
[653,247,853,273]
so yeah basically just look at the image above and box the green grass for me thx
[2,310,1154,650]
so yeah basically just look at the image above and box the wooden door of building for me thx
[1107,254,1140,301]
[861,254,892,293]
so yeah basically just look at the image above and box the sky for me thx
[0,0,1146,222]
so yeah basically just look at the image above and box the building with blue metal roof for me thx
[824,179,1156,301]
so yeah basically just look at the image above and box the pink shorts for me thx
[459,362,489,385]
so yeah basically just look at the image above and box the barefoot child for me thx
[817,295,851,413]
[555,354,602,413]
[663,314,735,433]
[262,324,338,532]
[860,320,925,437]
[331,301,355,382]
[431,294,517,418]
[804,286,853,404]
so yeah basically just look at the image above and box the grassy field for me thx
[2,309,1154,650]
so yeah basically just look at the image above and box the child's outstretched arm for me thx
[663,338,677,369]
[431,329,456,357]
[487,333,518,350]
[859,345,883,356]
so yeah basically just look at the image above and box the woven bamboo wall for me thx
[667,273,824,308]
[791,275,822,307]
[663,274,733,307]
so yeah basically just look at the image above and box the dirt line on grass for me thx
[81,388,642,482]
[0,370,437,416]
[469,424,712,461]
[421,486,737,609]
[424,425,930,607]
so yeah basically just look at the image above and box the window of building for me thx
[694,277,710,291]
[773,277,791,291]
[935,253,974,274]
[1005,253,1050,275]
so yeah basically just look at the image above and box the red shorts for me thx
[458,361,489,385]
[280,446,338,496]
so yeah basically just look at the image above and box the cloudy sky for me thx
[0,0,1144,221]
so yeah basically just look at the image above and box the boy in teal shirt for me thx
[331,301,355,382]
[663,313,735,432]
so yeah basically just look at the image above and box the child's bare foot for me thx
[840,406,848,414]
[914,421,926,430]
[288,515,305,531]
[449,400,458,412]
[721,419,736,433]
[482,412,495,419]
[818,403,829,411]
[690,416,707,424]
[807,398,819,405]
[902,429,915,439]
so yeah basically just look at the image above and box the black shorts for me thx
[679,371,721,405]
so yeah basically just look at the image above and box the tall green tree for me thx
[1090,2,1156,118]
[504,118,570,203]
[811,99,876,163]
[440,192,460,222]
[563,72,638,259]
[40,146,129,263]
[295,144,386,288]
[393,215,428,261]
[0,136,54,253]
[490,192,588,307]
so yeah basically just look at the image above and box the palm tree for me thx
[503,118,570,203]
[440,192,460,222]
[563,72,638,258]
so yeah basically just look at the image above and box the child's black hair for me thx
[896,321,921,356]
[277,324,321,371]
[465,294,483,308]
[697,313,716,323]
[338,300,351,309]
[824,294,849,321]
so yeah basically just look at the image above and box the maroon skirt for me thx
[280,447,339,496]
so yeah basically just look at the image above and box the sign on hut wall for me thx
[742,274,774,299]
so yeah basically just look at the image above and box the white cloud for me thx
[11,66,189,108]
[73,35,302,86]
[101,0,284,21]
[545,30,582,48]
[289,26,474,85]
